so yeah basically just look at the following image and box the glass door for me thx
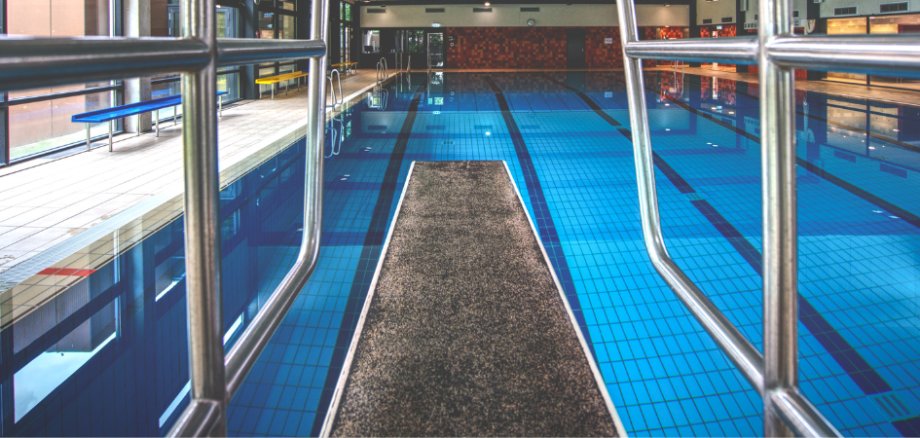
[427,32,444,69]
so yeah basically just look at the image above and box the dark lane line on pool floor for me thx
[659,93,920,230]
[544,75,895,400]
[572,72,919,225]
[484,76,595,355]
[311,87,425,435]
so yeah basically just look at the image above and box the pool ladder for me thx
[376,57,389,84]
[0,0,333,435]
[327,68,344,109]
[616,0,920,435]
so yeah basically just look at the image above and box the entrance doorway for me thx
[427,32,444,69]
[566,29,585,69]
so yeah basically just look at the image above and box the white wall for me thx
[696,0,736,25]
[741,0,808,31]
[820,0,920,17]
[360,3,689,28]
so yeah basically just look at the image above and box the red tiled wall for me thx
[585,27,622,69]
[445,27,567,69]
[445,26,685,69]
[699,24,737,38]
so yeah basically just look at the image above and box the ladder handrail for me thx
[327,68,343,109]
[0,0,330,435]
[612,0,918,435]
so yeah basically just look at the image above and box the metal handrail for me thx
[624,36,758,64]
[623,34,920,76]
[0,37,325,91]
[614,0,867,435]
[0,0,329,435]
[327,68,344,109]
[215,0,330,424]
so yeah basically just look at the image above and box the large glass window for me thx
[256,1,299,78]
[9,86,118,161]
[7,0,112,38]
[3,0,118,162]
[363,30,381,54]
[160,0,241,114]
[338,1,353,64]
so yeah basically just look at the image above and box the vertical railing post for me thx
[306,0,329,248]
[758,0,797,434]
[615,0,664,274]
[180,0,226,433]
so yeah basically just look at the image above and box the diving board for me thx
[321,161,624,437]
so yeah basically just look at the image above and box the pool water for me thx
[3,71,918,437]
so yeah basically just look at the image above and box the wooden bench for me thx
[71,91,227,152]
[255,71,307,99]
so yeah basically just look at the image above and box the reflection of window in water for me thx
[363,30,381,54]
[14,292,119,422]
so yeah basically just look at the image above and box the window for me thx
[363,30,381,54]
[2,0,120,162]
[256,0,300,78]
[338,1,353,64]
[161,0,241,116]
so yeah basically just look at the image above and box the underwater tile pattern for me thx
[225,72,918,437]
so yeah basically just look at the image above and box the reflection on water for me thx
[15,304,117,421]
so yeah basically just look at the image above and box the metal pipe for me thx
[759,0,808,435]
[0,36,209,91]
[168,400,222,437]
[770,388,842,437]
[767,34,920,77]
[223,0,328,398]
[625,37,759,64]
[168,0,226,434]
[614,0,765,396]
[0,36,326,92]
[217,38,326,65]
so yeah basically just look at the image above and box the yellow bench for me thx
[330,61,358,75]
[255,71,307,99]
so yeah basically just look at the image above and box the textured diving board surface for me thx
[324,161,620,437]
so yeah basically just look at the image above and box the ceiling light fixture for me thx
[484,1,490,5]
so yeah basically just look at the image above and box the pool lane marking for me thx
[894,416,920,437]
[311,87,425,436]
[545,75,894,396]
[594,73,919,224]
[659,94,920,230]
[483,76,595,354]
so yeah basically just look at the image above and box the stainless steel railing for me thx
[616,0,920,436]
[328,68,344,109]
[0,0,329,435]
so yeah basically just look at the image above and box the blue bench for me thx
[72,91,227,152]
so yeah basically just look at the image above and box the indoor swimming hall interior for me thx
[0,0,918,436]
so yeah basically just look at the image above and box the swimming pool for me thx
[3,71,918,437]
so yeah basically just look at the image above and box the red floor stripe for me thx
[38,267,97,277]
